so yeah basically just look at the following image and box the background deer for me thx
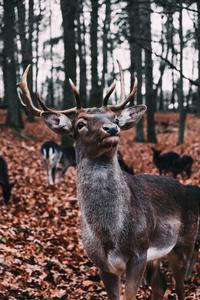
[41,141,63,186]
[60,146,76,178]
[41,141,76,186]
[18,63,199,300]
[152,147,180,175]
[171,155,194,179]
[117,150,134,175]
[0,155,15,204]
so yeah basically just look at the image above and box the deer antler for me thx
[17,65,81,117]
[116,60,125,102]
[69,79,82,109]
[103,60,137,112]
[109,77,138,112]
[17,65,43,116]
[102,80,116,106]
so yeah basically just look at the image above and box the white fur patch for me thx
[42,148,47,158]
[147,244,175,261]
[107,251,126,275]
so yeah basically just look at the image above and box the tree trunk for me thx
[196,1,200,117]
[89,0,101,107]
[49,0,54,107]
[102,0,111,99]
[60,0,76,147]
[77,0,87,107]
[129,0,145,142]
[60,0,76,109]
[143,0,157,143]
[35,1,41,91]
[3,0,24,129]
[177,0,186,145]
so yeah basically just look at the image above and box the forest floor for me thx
[0,110,200,299]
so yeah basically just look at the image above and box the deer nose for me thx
[102,125,119,136]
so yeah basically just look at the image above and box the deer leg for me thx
[168,249,190,300]
[123,257,146,300]
[52,166,56,184]
[145,260,167,300]
[187,242,199,277]
[47,168,53,186]
[186,168,191,178]
[99,269,120,300]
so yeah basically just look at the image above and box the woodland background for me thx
[0,0,200,299]
[1,0,200,145]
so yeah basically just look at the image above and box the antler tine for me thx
[116,60,125,102]
[102,80,116,107]
[18,91,27,108]
[36,92,78,116]
[17,65,78,117]
[108,77,138,112]
[17,65,43,116]
[69,79,82,109]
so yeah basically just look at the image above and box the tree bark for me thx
[196,1,200,117]
[102,0,111,99]
[143,0,157,143]
[77,0,87,107]
[89,0,101,107]
[4,0,24,129]
[60,0,76,109]
[60,0,76,147]
[177,0,186,145]
[129,0,145,142]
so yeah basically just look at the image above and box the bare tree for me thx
[125,0,146,142]
[196,1,200,117]
[16,0,35,122]
[89,0,101,107]
[101,0,111,96]
[60,0,76,147]
[177,0,186,145]
[77,0,87,107]
[143,0,157,143]
[3,0,24,128]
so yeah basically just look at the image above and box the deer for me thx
[0,155,15,204]
[40,141,63,186]
[171,155,194,179]
[60,146,76,178]
[151,147,180,176]
[117,150,134,175]
[17,62,199,300]
[41,141,76,186]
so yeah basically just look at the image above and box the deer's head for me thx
[17,62,146,159]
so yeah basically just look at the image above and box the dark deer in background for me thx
[18,63,199,300]
[117,150,134,175]
[41,141,76,185]
[152,147,180,175]
[60,146,76,178]
[0,155,15,204]
[171,155,194,179]
[41,141,63,186]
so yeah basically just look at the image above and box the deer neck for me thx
[76,147,130,234]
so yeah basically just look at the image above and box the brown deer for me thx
[17,63,199,300]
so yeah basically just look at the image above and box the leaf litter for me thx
[0,112,199,299]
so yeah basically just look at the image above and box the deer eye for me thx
[115,118,119,125]
[77,122,85,130]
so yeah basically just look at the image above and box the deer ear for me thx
[117,105,147,131]
[41,112,73,136]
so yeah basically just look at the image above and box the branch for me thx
[132,37,199,88]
